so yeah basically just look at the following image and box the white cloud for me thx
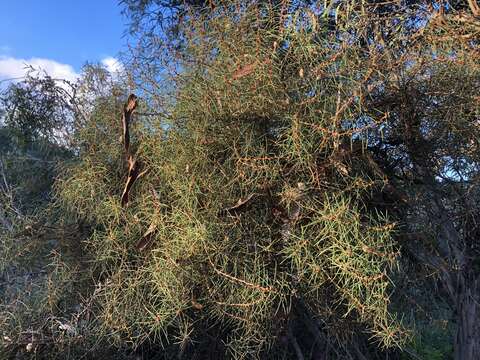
[0,56,124,86]
[101,56,124,74]
[0,56,79,82]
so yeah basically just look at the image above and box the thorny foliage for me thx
[1,0,479,359]
[59,3,409,358]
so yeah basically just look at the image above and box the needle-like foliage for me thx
[2,1,479,359]
[54,3,407,358]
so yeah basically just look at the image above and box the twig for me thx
[207,256,274,293]
[219,193,255,215]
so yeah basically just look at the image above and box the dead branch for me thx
[122,94,138,154]
[468,0,480,16]
[135,220,157,251]
[121,155,141,207]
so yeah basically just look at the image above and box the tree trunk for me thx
[454,275,480,360]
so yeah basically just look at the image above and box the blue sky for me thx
[0,1,128,81]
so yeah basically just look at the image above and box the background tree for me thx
[0,67,138,360]
[0,73,80,212]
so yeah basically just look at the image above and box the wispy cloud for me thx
[101,56,124,74]
[0,56,79,82]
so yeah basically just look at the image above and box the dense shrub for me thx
[1,1,479,359]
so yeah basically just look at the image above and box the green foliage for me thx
[1,75,75,147]
[409,322,453,360]
[53,4,408,358]
[2,1,480,359]
[0,77,75,211]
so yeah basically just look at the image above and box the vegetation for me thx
[1,1,479,359]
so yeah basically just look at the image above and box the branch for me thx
[218,193,255,215]
[207,256,274,293]
[135,220,157,251]
[468,0,480,16]
[122,94,138,154]
[121,156,141,207]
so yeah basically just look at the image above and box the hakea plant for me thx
[55,3,407,358]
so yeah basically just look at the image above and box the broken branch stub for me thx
[122,94,138,154]
[119,94,159,251]
[120,94,146,208]
[135,220,157,251]
[121,155,141,207]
